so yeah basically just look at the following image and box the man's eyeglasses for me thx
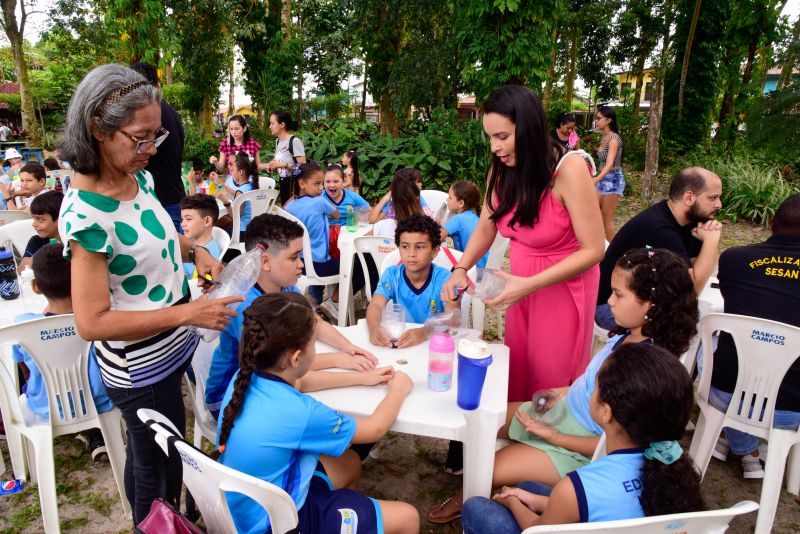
[116,127,170,154]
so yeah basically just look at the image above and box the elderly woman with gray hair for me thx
[57,64,243,524]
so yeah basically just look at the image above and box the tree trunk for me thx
[631,47,648,117]
[296,68,303,127]
[379,91,398,138]
[360,73,367,121]
[228,54,235,115]
[778,15,800,89]
[199,94,213,134]
[281,0,292,43]
[165,61,173,85]
[678,0,703,120]
[0,0,39,145]
[565,28,578,109]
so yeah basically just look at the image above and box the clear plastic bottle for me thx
[346,205,357,232]
[188,245,264,342]
[528,389,566,426]
[20,266,35,308]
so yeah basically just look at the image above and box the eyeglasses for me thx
[116,127,170,154]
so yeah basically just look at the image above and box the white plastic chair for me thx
[229,188,280,248]
[471,234,510,335]
[183,339,218,448]
[137,408,299,534]
[689,313,800,534]
[0,218,35,256]
[0,210,32,225]
[211,226,231,260]
[258,175,276,189]
[421,189,448,216]
[0,315,130,532]
[522,500,758,533]
[354,236,398,301]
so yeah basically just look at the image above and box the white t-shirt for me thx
[274,136,305,177]
[0,125,10,141]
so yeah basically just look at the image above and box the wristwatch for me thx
[188,245,208,264]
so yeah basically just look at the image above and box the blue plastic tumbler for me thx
[456,339,493,410]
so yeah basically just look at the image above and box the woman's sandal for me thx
[426,495,462,524]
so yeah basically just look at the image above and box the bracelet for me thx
[451,266,468,273]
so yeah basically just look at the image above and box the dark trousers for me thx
[106,361,189,525]
[162,202,183,234]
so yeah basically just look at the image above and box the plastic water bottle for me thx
[0,247,19,300]
[20,266,35,308]
[428,333,454,392]
[528,389,567,426]
[188,245,264,342]
[346,205,357,232]
[473,268,506,300]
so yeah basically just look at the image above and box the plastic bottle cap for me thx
[429,333,455,353]
[458,339,492,359]
[21,267,33,279]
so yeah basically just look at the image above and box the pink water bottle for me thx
[428,333,455,392]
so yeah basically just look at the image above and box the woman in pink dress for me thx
[444,85,604,402]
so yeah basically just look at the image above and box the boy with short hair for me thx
[204,213,384,417]
[3,162,48,211]
[180,193,222,277]
[367,214,459,348]
[13,244,112,460]
[17,190,63,273]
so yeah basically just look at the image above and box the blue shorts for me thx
[294,464,383,534]
[596,168,625,196]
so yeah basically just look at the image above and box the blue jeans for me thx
[709,387,800,456]
[162,202,183,234]
[594,303,617,331]
[462,482,552,534]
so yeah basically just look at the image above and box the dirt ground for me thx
[0,183,798,533]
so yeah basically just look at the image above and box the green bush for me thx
[182,118,220,169]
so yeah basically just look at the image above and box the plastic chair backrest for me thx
[137,408,299,534]
[421,189,448,216]
[697,313,800,436]
[230,188,280,246]
[522,500,758,533]
[354,236,397,301]
[211,226,231,259]
[273,207,334,283]
[485,233,509,270]
[0,315,99,434]
[258,176,277,189]
[0,218,35,256]
[0,210,32,225]
[191,339,218,444]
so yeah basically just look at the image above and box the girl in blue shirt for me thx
[429,248,699,524]
[462,343,705,532]
[214,153,261,241]
[216,292,419,534]
[441,180,490,268]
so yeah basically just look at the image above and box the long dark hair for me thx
[271,109,297,132]
[216,293,316,458]
[556,112,576,128]
[597,105,619,134]
[228,115,251,145]
[345,150,360,189]
[483,85,557,229]
[613,248,697,355]
[292,160,323,198]
[234,152,260,189]
[597,344,705,516]
[390,170,423,221]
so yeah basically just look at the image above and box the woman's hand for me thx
[359,366,396,386]
[441,268,469,302]
[193,244,223,280]
[482,271,535,311]
[514,408,558,442]
[184,294,244,330]
[343,343,379,367]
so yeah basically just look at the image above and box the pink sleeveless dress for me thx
[496,182,599,402]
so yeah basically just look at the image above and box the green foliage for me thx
[160,83,188,112]
[745,85,800,172]
[183,118,220,165]
[0,93,20,113]
[615,104,648,170]
[105,0,167,63]
[575,0,618,102]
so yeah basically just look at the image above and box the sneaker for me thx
[75,433,90,450]
[741,453,764,479]
[319,299,339,321]
[87,430,108,462]
[444,441,463,475]
[712,435,730,462]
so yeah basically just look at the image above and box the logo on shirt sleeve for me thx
[337,508,358,533]
[332,412,344,434]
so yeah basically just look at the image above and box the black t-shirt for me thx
[24,235,49,258]
[711,235,800,411]
[145,101,185,206]
[550,128,569,149]
[597,200,702,304]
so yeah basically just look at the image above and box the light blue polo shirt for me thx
[232,180,255,232]
[567,448,646,522]
[374,263,450,324]
[218,370,356,534]
[286,195,337,263]
[323,189,369,226]
[182,238,222,278]
[444,210,489,268]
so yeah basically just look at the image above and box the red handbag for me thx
[136,498,204,534]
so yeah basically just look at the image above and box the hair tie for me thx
[218,444,226,453]
[644,440,682,465]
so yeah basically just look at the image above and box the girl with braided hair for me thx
[216,292,420,534]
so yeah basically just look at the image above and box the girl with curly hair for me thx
[461,343,704,532]
[428,247,698,524]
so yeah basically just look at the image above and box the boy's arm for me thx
[366,294,391,347]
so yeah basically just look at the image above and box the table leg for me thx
[462,408,505,500]
[337,246,354,327]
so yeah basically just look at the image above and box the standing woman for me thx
[342,149,361,192]
[266,109,307,204]
[550,112,580,151]
[593,106,624,241]
[209,115,267,175]
[443,85,604,401]
[57,64,243,525]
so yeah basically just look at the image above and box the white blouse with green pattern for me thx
[58,170,197,389]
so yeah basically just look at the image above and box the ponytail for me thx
[234,152,260,190]
[345,150,360,189]
[450,180,482,215]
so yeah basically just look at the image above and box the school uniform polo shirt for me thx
[286,195,338,263]
[444,210,489,268]
[567,448,646,522]
[374,263,450,324]
[323,189,369,226]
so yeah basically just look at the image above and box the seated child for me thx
[214,153,260,241]
[461,343,705,532]
[441,181,489,268]
[180,194,222,277]
[13,244,112,460]
[428,248,698,523]
[323,164,370,225]
[369,168,430,235]
[216,292,420,534]
[18,190,63,272]
[367,214,460,348]
[185,158,205,195]
[204,213,383,417]
[2,162,49,211]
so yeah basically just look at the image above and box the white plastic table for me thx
[335,224,373,327]
[311,322,509,500]
[698,276,723,316]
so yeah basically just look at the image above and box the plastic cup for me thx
[456,339,493,410]
[474,268,505,300]
[382,304,406,348]
[357,206,370,227]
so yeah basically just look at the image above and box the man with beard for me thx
[595,166,723,330]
